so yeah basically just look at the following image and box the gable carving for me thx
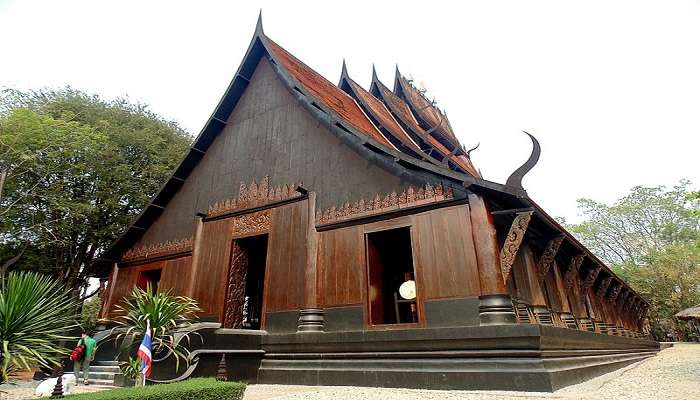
[122,237,193,262]
[316,183,454,225]
[208,176,302,217]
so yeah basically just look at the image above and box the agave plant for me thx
[113,284,201,370]
[0,271,79,382]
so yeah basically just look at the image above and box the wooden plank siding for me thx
[317,205,482,313]
[264,201,308,312]
[132,57,411,249]
[102,256,192,318]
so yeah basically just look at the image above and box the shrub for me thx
[0,271,79,382]
[65,378,246,400]
[112,284,201,369]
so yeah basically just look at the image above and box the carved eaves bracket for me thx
[581,265,602,292]
[537,236,565,281]
[607,282,623,303]
[596,276,613,298]
[564,255,586,290]
[499,211,534,284]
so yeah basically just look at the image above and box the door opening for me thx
[223,234,268,329]
[366,227,419,325]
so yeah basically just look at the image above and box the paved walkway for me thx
[243,343,700,400]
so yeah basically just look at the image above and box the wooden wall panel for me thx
[264,201,308,312]
[135,57,411,248]
[188,218,233,317]
[159,256,193,296]
[412,206,481,300]
[105,256,191,318]
[317,226,364,307]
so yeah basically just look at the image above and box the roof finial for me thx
[255,9,264,35]
[341,59,349,78]
[505,131,541,190]
[371,64,379,81]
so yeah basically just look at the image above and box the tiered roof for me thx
[95,15,647,309]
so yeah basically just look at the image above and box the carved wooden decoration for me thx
[209,176,302,217]
[499,211,533,284]
[581,266,602,291]
[223,241,248,329]
[596,276,612,298]
[617,289,630,308]
[122,237,193,262]
[231,210,271,237]
[607,282,622,302]
[564,255,585,290]
[316,183,454,224]
[537,236,565,281]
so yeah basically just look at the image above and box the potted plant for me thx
[114,356,140,387]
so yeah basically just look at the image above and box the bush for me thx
[65,378,245,400]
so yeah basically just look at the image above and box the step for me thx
[83,379,115,386]
[90,365,120,373]
[89,372,116,380]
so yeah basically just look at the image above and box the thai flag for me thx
[137,320,153,378]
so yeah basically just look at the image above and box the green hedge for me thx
[65,378,246,400]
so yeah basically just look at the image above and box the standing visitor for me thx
[73,330,96,385]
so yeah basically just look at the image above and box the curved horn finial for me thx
[466,142,480,158]
[505,131,540,189]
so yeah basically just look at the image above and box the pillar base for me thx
[478,294,516,325]
[297,308,325,333]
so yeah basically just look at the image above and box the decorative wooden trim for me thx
[231,210,271,237]
[596,276,613,298]
[316,183,454,224]
[564,255,585,290]
[122,237,193,262]
[537,236,564,281]
[607,282,622,302]
[581,266,602,291]
[499,211,533,284]
[223,241,248,329]
[209,176,302,217]
[616,289,630,308]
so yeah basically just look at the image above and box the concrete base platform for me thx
[144,323,659,392]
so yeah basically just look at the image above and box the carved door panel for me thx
[223,241,248,329]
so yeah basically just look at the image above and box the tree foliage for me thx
[0,88,191,294]
[568,181,700,339]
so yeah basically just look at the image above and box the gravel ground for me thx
[244,343,700,400]
[2,344,697,399]
[0,380,110,400]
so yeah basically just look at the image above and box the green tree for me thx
[0,88,191,296]
[568,181,700,338]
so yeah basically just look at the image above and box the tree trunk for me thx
[0,169,6,204]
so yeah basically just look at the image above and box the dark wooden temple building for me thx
[96,16,658,391]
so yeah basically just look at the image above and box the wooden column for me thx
[297,192,324,332]
[468,193,515,325]
[520,245,551,324]
[186,215,205,298]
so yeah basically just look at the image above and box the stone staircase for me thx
[87,360,119,385]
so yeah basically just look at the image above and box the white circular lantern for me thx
[399,280,416,300]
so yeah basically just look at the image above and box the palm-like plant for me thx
[0,271,79,382]
[113,284,201,369]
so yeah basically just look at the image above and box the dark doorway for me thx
[137,269,161,293]
[366,227,419,325]
[223,234,268,330]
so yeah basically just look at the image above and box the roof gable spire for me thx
[255,9,264,35]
